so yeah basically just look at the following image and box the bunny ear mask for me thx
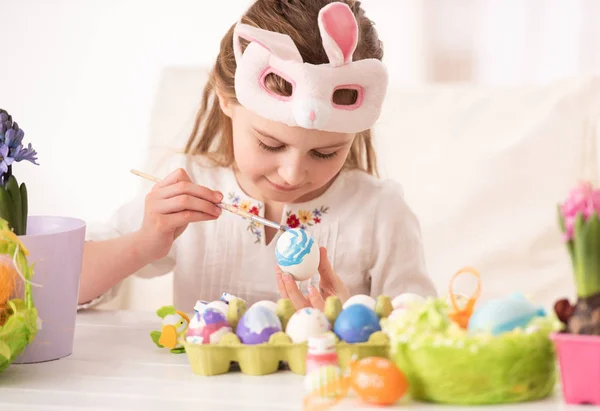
[233,2,388,133]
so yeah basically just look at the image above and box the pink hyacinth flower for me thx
[560,181,600,241]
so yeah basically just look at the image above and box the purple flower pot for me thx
[13,216,86,364]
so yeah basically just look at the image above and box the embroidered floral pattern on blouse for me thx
[228,193,263,243]
[286,206,329,230]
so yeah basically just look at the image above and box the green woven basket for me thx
[384,298,561,405]
[0,223,38,374]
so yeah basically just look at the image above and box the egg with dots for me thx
[334,304,381,343]
[236,305,283,344]
[275,228,320,281]
[349,357,409,405]
[285,307,331,343]
[186,307,232,344]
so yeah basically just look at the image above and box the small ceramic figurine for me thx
[150,306,190,354]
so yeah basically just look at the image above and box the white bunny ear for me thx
[233,23,303,64]
[318,2,359,67]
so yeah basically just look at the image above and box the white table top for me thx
[0,310,596,411]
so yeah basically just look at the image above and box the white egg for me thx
[252,300,278,312]
[205,300,229,317]
[392,293,425,310]
[342,294,376,310]
[285,307,331,343]
[275,228,320,281]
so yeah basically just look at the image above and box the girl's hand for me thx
[138,168,223,261]
[276,247,351,311]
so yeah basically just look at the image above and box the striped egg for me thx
[275,228,320,281]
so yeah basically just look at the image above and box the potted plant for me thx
[0,109,39,235]
[0,109,86,365]
[552,181,600,405]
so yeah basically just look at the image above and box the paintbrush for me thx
[130,169,287,231]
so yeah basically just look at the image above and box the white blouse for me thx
[83,153,437,310]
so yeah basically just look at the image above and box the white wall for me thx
[1,0,426,226]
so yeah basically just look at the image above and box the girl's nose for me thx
[278,156,307,186]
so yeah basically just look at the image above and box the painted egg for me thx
[206,300,229,317]
[343,294,376,311]
[285,307,331,343]
[220,292,246,304]
[236,305,283,344]
[333,304,381,343]
[186,307,232,344]
[468,292,546,335]
[275,228,320,281]
[252,300,278,312]
[350,357,409,405]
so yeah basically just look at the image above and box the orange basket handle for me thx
[448,266,481,314]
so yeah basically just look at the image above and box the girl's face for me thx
[226,103,354,204]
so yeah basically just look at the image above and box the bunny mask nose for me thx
[292,99,331,130]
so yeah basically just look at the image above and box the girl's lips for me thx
[266,179,302,192]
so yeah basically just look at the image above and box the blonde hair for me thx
[184,0,383,177]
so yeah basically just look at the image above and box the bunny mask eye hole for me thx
[332,85,364,110]
[260,70,294,101]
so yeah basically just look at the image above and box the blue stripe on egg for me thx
[276,229,314,267]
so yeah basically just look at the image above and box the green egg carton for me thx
[183,296,393,376]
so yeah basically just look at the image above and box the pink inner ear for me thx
[321,3,358,62]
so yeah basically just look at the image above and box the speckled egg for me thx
[285,307,331,343]
[236,305,283,345]
[186,307,232,344]
[334,304,381,343]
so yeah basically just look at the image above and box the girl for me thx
[78,0,437,312]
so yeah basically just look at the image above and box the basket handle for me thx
[448,266,481,328]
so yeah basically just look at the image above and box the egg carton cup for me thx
[183,296,392,376]
[385,298,561,405]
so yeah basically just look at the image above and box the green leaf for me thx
[577,213,600,298]
[6,176,22,235]
[20,183,27,235]
[156,306,176,319]
[170,347,185,354]
[150,330,163,348]
[557,204,566,232]
[0,340,11,359]
[0,187,15,233]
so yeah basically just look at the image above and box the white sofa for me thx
[98,67,600,312]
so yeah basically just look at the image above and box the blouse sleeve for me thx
[77,153,187,309]
[368,181,438,300]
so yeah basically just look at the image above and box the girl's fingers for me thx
[281,273,309,310]
[307,286,326,311]
[157,180,223,203]
[317,247,336,283]
[275,268,290,300]
[159,210,218,231]
[151,168,223,203]
[155,195,222,217]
